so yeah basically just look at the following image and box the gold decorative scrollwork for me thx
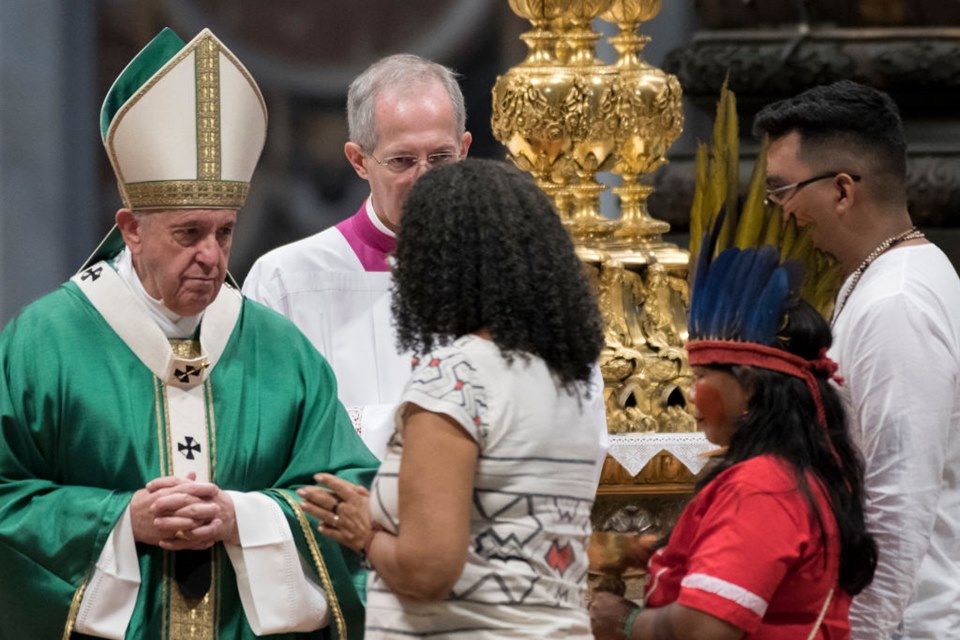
[495,5,697,588]
[593,257,693,436]
[493,0,694,483]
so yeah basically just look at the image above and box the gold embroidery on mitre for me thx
[105,39,201,210]
[123,180,248,210]
[195,36,220,181]
[105,30,264,210]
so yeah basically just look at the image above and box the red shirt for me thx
[645,455,850,639]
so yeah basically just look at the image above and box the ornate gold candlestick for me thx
[493,0,700,591]
[604,0,684,256]
[494,0,695,431]
[508,0,563,67]
[492,0,620,244]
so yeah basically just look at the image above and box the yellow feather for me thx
[688,143,710,260]
[722,85,739,249]
[688,85,842,321]
[734,137,769,249]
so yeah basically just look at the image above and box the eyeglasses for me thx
[764,172,861,206]
[367,151,461,174]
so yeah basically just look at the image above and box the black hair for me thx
[391,158,604,388]
[696,300,878,595]
[753,80,907,190]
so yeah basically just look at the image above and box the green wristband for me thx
[620,606,642,639]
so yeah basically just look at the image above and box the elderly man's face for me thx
[345,79,471,232]
[117,208,236,316]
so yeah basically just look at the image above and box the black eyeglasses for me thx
[765,172,861,206]
[367,151,461,174]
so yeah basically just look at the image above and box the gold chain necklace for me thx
[831,226,925,324]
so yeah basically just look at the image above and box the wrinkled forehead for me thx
[141,208,237,227]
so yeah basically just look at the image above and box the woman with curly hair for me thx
[590,244,877,639]
[298,158,607,638]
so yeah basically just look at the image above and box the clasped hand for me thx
[130,473,239,550]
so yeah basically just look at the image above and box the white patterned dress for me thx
[365,335,603,638]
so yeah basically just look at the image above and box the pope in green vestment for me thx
[0,26,379,640]
[0,277,378,639]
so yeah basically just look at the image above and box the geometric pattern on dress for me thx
[409,344,489,443]
[474,494,543,556]
[452,570,539,604]
[543,498,591,586]
[464,494,542,604]
[545,539,575,575]
[552,496,589,524]
[455,492,591,607]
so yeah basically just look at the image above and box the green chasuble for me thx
[0,260,379,639]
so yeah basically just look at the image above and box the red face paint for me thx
[689,367,749,446]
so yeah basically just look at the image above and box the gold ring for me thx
[332,514,340,526]
[175,530,187,540]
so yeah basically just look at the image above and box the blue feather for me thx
[690,210,811,345]
[689,242,801,347]
[690,207,727,298]
[696,247,740,338]
[730,248,782,338]
[743,266,790,344]
[689,230,713,329]
[709,248,767,339]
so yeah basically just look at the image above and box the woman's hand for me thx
[591,594,746,640]
[298,473,372,554]
[590,590,640,640]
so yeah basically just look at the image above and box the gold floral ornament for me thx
[602,0,683,244]
[493,0,621,243]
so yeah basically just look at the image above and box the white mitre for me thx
[83,27,267,268]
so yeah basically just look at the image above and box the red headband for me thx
[687,340,845,463]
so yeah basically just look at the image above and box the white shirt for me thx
[832,243,960,639]
[367,335,604,639]
[243,200,410,459]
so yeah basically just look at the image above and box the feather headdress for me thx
[688,81,841,321]
[686,83,843,432]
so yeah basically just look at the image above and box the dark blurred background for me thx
[3,0,960,324]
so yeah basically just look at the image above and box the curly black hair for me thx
[697,300,878,595]
[391,158,604,388]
